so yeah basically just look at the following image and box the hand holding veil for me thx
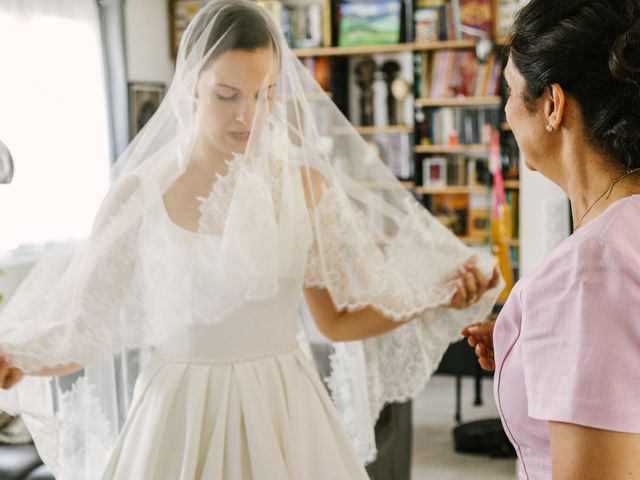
[0,1,502,476]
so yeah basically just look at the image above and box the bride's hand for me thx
[0,347,24,390]
[448,261,500,310]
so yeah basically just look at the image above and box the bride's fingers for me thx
[4,369,23,390]
[457,279,468,304]
[0,362,11,388]
[488,266,500,289]
[462,269,478,302]
[466,264,489,293]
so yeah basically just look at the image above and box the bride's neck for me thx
[188,137,230,179]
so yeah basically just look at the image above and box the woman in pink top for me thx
[463,0,640,478]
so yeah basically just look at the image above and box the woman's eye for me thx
[217,94,237,101]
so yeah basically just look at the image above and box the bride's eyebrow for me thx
[214,83,240,91]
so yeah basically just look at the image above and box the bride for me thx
[0,1,500,478]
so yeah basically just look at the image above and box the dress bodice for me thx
[155,277,302,361]
[137,199,305,361]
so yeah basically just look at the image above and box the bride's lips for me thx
[228,131,250,143]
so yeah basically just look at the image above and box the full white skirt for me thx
[101,346,369,479]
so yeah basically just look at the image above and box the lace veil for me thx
[0,1,502,476]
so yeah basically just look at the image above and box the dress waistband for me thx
[158,343,300,365]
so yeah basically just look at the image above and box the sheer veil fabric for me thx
[0,1,502,476]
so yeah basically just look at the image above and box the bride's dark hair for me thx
[507,0,640,170]
[182,0,279,64]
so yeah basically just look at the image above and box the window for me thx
[0,1,111,254]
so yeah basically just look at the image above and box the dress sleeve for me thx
[521,241,640,433]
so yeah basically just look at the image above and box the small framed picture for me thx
[169,0,209,58]
[337,0,402,47]
[128,82,165,140]
[422,156,448,187]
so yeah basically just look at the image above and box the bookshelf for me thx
[292,4,522,295]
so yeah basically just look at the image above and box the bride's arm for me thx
[299,166,498,342]
[0,345,83,390]
[304,264,498,342]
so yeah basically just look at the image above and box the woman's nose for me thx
[235,100,255,126]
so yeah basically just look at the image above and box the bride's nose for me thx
[234,100,255,126]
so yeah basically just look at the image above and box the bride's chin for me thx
[228,144,248,155]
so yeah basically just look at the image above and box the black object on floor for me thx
[453,419,516,458]
[0,444,44,480]
[24,464,55,480]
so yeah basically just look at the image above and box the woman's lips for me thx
[228,131,250,143]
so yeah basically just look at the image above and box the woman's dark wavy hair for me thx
[506,0,640,169]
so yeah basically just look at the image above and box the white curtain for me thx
[0,0,111,253]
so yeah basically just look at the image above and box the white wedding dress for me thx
[100,202,369,479]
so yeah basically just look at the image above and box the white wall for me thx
[0,1,176,307]
[124,0,175,86]
[519,156,571,276]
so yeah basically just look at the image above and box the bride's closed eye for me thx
[217,93,238,101]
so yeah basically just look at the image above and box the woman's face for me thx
[194,48,278,158]
[504,57,550,173]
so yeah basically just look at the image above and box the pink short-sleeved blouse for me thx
[494,194,640,479]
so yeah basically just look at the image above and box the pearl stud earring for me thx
[546,124,554,133]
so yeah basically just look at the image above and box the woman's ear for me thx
[545,83,565,131]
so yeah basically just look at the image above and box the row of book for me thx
[422,156,490,187]
[259,0,522,49]
[421,190,519,241]
[425,50,503,98]
[365,134,413,179]
[415,0,521,41]
[416,107,501,146]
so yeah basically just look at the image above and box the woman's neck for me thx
[564,146,640,230]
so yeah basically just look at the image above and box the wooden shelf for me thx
[415,185,490,195]
[361,180,415,190]
[294,43,413,57]
[336,125,413,135]
[414,144,488,154]
[504,180,520,189]
[293,38,508,57]
[506,238,521,247]
[415,96,502,107]
[412,39,476,51]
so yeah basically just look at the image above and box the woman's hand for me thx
[0,349,24,390]
[461,320,495,371]
[448,261,500,310]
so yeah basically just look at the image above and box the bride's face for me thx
[194,48,278,157]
